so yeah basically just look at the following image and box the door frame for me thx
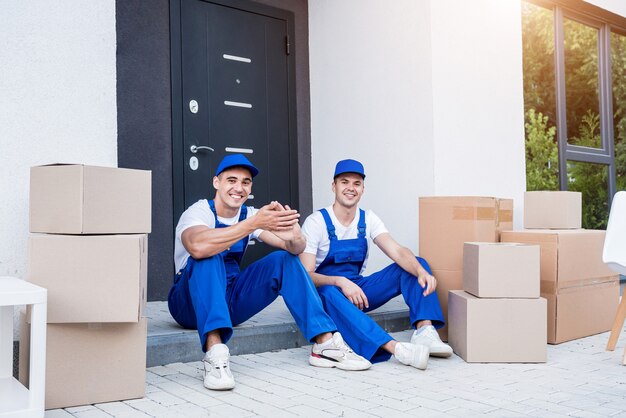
[170,0,299,220]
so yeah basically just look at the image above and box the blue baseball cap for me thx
[333,159,365,179]
[215,154,259,178]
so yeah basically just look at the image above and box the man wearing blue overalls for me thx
[169,154,370,391]
[300,159,452,370]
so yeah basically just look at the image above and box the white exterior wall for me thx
[309,0,435,273]
[1,1,117,338]
[0,1,117,279]
[309,0,526,273]
[429,1,527,220]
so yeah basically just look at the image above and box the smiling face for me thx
[332,172,364,209]
[212,166,253,215]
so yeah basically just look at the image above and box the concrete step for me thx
[146,296,411,367]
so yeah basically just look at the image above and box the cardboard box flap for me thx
[420,196,512,223]
[540,275,618,293]
[82,166,152,233]
[557,230,614,283]
[30,165,84,233]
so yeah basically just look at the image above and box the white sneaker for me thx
[394,342,429,370]
[203,344,235,390]
[309,332,371,371]
[411,325,453,358]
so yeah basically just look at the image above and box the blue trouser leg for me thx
[357,257,445,329]
[168,255,234,351]
[317,285,393,363]
[229,251,336,342]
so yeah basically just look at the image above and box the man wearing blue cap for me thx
[300,159,452,370]
[168,154,370,391]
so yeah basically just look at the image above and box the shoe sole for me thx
[411,338,454,359]
[430,349,453,358]
[204,380,235,390]
[309,355,371,371]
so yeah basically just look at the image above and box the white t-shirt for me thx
[301,205,388,274]
[174,199,263,272]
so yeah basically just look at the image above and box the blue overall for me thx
[315,208,445,363]
[168,200,336,351]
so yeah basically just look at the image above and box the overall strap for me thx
[239,205,248,222]
[357,209,366,238]
[208,199,218,221]
[319,208,337,241]
[208,200,247,225]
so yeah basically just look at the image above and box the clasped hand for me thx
[255,201,301,241]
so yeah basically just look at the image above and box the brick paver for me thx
[46,330,626,417]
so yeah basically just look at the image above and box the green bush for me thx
[525,108,559,191]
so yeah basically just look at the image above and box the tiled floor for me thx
[46,329,626,417]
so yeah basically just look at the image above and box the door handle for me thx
[190,145,215,153]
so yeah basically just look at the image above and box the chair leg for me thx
[607,295,626,351]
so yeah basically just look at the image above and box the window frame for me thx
[527,0,626,207]
[555,7,615,199]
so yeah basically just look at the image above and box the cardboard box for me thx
[448,290,547,363]
[500,230,615,292]
[30,164,151,234]
[419,197,513,271]
[463,242,540,298]
[524,191,581,229]
[543,280,619,344]
[420,197,513,340]
[20,316,147,410]
[27,234,147,323]
[431,269,463,342]
[501,229,619,343]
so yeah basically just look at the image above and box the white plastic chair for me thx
[603,191,626,364]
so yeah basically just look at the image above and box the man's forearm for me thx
[396,246,427,277]
[183,218,258,259]
[307,271,344,288]
[284,235,306,255]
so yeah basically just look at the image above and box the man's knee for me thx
[186,256,228,289]
[188,254,225,271]
[263,250,295,264]
[264,250,307,272]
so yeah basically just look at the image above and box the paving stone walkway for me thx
[45,329,626,417]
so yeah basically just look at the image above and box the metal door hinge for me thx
[285,35,290,55]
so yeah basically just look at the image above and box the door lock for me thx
[190,145,215,153]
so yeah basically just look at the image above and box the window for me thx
[522,1,626,229]
[613,31,626,192]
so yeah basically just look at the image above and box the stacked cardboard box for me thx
[20,164,151,409]
[448,242,547,362]
[501,191,619,344]
[419,197,513,340]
